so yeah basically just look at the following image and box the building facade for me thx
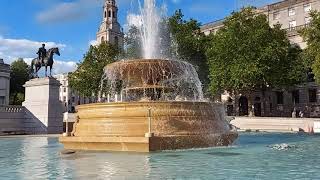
[96,0,124,48]
[201,0,320,49]
[201,0,320,117]
[54,74,97,113]
[0,59,10,106]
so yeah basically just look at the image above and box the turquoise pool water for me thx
[0,133,319,180]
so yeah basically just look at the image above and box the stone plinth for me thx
[23,78,63,134]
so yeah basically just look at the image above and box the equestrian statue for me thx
[30,44,60,78]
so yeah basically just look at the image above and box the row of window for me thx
[276,89,318,105]
[273,3,311,20]
[288,17,311,30]
[104,10,116,19]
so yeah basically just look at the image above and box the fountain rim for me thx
[76,101,222,109]
[104,58,194,69]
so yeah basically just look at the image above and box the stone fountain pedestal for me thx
[23,78,64,134]
[59,102,238,152]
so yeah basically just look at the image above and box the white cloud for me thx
[0,36,65,62]
[36,0,104,24]
[89,40,98,46]
[51,60,78,74]
[0,36,77,74]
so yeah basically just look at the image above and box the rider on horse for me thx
[37,44,47,65]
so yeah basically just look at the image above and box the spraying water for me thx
[127,0,164,59]
[140,0,161,59]
[99,0,205,102]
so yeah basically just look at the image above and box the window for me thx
[63,88,67,93]
[292,90,300,104]
[101,36,105,42]
[289,20,296,30]
[108,11,111,17]
[0,96,5,105]
[273,11,280,20]
[113,11,115,18]
[305,17,311,25]
[63,96,67,102]
[114,36,119,47]
[276,92,284,105]
[288,7,295,16]
[309,89,317,103]
[104,11,107,18]
[304,3,311,12]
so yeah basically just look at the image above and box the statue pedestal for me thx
[23,78,63,134]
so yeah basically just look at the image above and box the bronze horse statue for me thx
[30,47,60,78]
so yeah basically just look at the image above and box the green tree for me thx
[300,11,320,83]
[124,25,142,59]
[207,7,305,115]
[168,10,210,93]
[10,58,30,105]
[69,42,119,97]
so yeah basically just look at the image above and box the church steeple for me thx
[97,0,124,48]
[103,0,118,23]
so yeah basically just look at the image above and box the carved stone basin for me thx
[59,59,238,152]
[59,101,238,152]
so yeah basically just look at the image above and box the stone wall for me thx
[0,106,25,134]
[0,105,59,135]
[231,117,316,132]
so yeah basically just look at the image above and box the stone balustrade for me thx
[0,105,26,135]
[0,105,25,113]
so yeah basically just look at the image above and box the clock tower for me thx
[96,0,124,49]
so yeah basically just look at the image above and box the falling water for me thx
[128,0,163,59]
[99,0,205,102]
[140,0,161,59]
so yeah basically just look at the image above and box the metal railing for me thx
[285,24,310,36]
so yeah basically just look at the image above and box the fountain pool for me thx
[2,133,320,179]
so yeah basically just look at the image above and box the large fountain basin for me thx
[60,101,238,152]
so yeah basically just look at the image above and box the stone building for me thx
[96,0,124,48]
[201,0,320,48]
[54,74,97,113]
[201,0,320,117]
[0,59,10,105]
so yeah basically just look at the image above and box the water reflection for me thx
[0,134,320,179]
[61,152,152,179]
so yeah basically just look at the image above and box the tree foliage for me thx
[207,7,305,95]
[300,11,320,83]
[10,58,30,105]
[69,42,119,97]
[168,10,210,92]
[124,26,142,59]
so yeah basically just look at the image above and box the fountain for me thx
[59,0,237,152]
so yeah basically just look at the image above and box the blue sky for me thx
[0,0,279,74]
